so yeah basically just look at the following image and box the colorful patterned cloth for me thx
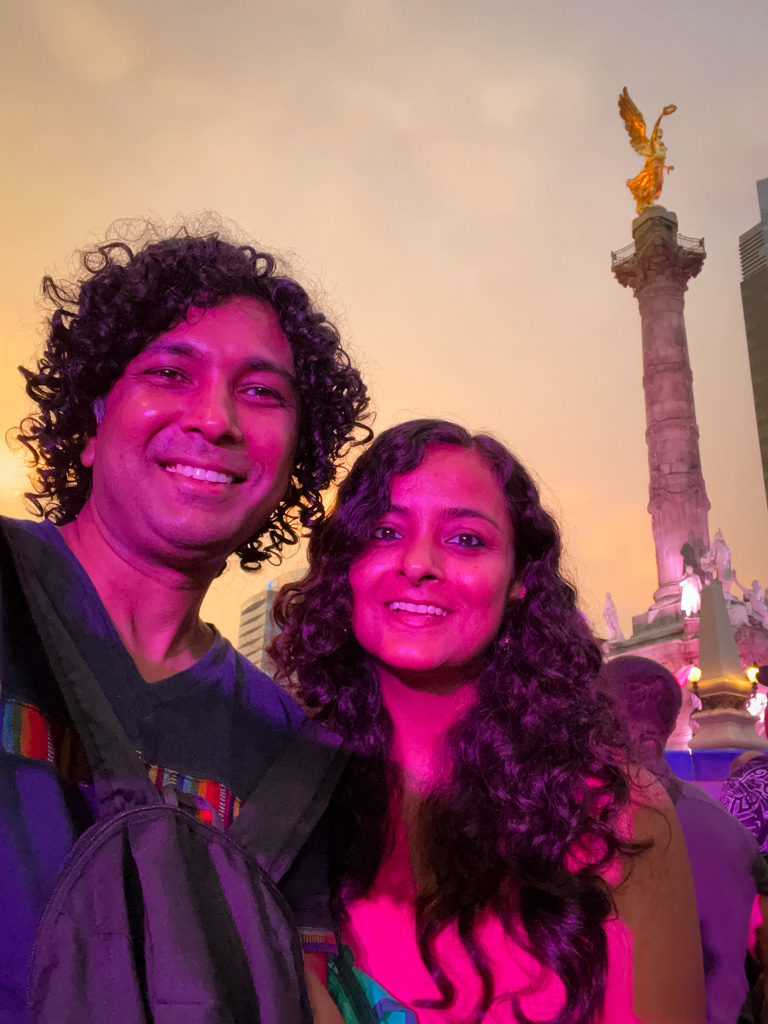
[720,754,768,854]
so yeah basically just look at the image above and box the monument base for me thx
[688,708,768,751]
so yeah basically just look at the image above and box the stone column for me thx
[612,207,710,618]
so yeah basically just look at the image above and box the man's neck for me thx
[59,508,220,683]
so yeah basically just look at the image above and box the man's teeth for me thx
[387,601,448,617]
[165,464,233,484]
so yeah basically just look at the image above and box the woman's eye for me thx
[372,525,401,541]
[448,532,485,549]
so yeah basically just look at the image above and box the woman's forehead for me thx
[388,446,506,513]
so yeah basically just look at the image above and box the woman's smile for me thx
[349,445,516,685]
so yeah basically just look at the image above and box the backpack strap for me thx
[1,520,348,867]
[230,713,348,883]
[0,520,163,812]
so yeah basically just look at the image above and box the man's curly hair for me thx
[17,223,372,570]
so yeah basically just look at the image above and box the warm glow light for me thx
[748,692,767,719]
[747,664,760,685]
[688,665,701,683]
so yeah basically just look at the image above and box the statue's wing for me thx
[618,87,650,156]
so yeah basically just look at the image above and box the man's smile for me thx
[163,462,241,485]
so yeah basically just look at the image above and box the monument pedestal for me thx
[688,582,768,751]
[688,707,765,750]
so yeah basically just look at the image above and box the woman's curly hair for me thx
[17,223,372,569]
[271,419,639,1024]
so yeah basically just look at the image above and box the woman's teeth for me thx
[387,601,448,617]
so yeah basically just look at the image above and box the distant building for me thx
[237,567,306,675]
[739,178,768,511]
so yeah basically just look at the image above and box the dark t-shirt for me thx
[667,774,768,1024]
[0,516,333,1024]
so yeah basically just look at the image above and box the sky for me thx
[1,0,766,645]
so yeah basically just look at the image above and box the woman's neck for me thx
[379,670,476,793]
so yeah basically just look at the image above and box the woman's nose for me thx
[398,536,443,585]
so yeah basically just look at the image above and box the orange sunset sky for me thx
[1,0,766,645]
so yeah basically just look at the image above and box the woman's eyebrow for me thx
[445,507,501,529]
[385,503,500,530]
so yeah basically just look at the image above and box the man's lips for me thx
[161,460,246,484]
[385,600,451,618]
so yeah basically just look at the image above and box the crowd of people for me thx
[0,222,766,1024]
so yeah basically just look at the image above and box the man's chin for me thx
[150,520,253,567]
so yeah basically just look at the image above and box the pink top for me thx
[343,675,641,1023]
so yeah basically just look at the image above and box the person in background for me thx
[272,418,705,1024]
[0,224,370,1023]
[721,750,768,856]
[601,655,768,1024]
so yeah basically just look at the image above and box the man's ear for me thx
[81,397,106,468]
[81,435,97,468]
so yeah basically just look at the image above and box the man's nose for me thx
[179,383,244,445]
[399,535,443,586]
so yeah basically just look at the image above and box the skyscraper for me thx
[237,568,306,674]
[739,178,768,511]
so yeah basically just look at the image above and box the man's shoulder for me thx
[1,515,62,562]
[677,778,759,853]
[0,515,63,591]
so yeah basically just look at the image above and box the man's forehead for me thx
[157,297,283,340]
[139,298,295,375]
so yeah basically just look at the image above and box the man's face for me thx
[81,297,299,567]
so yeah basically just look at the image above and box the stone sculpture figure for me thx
[680,565,703,618]
[603,592,624,640]
[618,87,677,215]
[733,576,768,628]
[701,529,734,594]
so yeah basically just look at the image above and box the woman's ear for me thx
[508,578,526,601]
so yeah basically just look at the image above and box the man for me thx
[601,655,768,1024]
[0,228,370,1022]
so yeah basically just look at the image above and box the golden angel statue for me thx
[618,87,677,214]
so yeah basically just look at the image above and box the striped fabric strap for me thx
[147,763,243,829]
[0,697,243,829]
[299,928,338,954]
[1,697,55,764]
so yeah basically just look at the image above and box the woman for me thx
[273,420,704,1024]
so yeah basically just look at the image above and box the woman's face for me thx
[349,445,516,691]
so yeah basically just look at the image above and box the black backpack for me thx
[2,523,348,1024]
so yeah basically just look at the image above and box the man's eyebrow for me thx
[142,340,297,387]
[243,358,297,388]
[385,504,501,530]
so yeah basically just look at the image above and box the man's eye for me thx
[241,384,286,404]
[144,367,186,382]
[372,526,401,541]
[448,533,484,549]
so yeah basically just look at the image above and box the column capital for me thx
[611,207,706,293]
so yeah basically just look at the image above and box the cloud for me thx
[27,0,139,84]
